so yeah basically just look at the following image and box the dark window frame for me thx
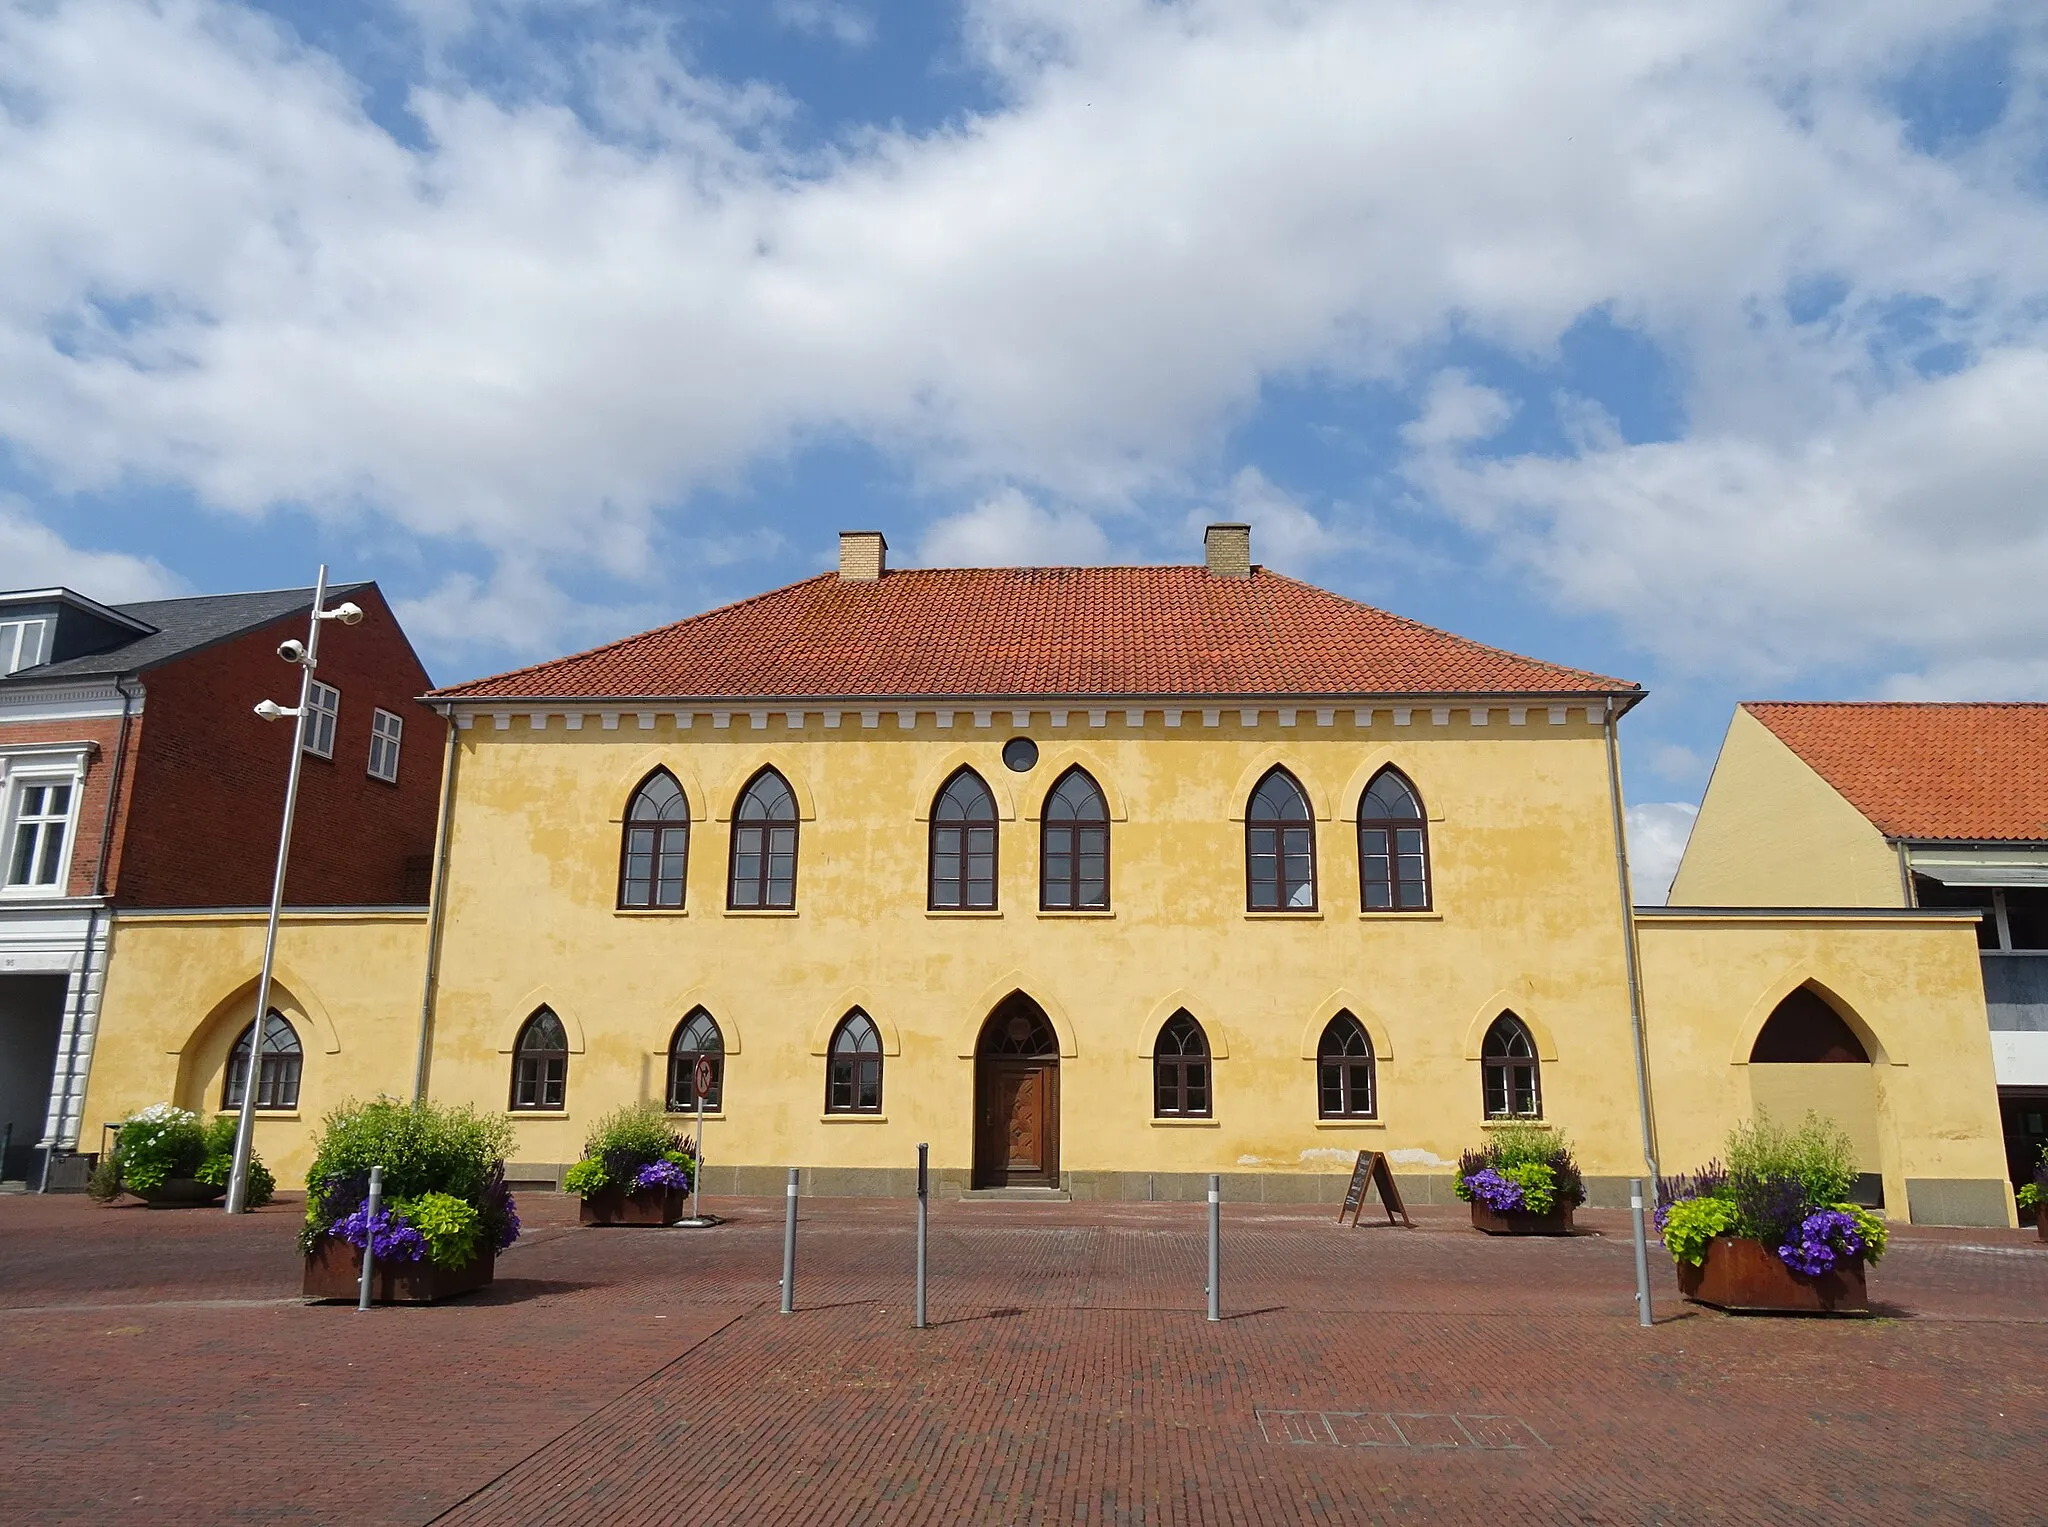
[1039,766,1110,911]
[222,1010,304,1111]
[618,768,691,910]
[825,1009,884,1114]
[1245,767,1317,911]
[1357,767,1432,912]
[667,1006,725,1111]
[727,767,800,909]
[928,767,999,910]
[1316,1012,1376,1119]
[510,1007,569,1112]
[1153,1010,1212,1119]
[1480,1013,1541,1120]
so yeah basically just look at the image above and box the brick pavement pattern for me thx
[2,1192,2044,1525]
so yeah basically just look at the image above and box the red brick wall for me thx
[0,710,141,898]
[115,585,445,908]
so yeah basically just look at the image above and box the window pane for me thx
[36,824,67,884]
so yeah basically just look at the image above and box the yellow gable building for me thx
[77,530,2015,1222]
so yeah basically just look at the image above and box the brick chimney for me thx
[839,531,888,581]
[1203,523,1251,579]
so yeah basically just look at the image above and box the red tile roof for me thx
[1745,702,2048,842]
[433,566,1637,703]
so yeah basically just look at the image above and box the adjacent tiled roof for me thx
[433,567,1638,702]
[0,585,371,684]
[1746,702,2048,843]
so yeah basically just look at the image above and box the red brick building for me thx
[0,583,441,1186]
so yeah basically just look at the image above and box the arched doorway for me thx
[1748,983,1884,1205]
[973,993,1060,1188]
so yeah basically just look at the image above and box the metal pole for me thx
[227,565,327,1213]
[915,1142,929,1330]
[1630,1177,1654,1328]
[693,1087,704,1223]
[1206,1174,1221,1323]
[1603,697,1661,1196]
[779,1167,798,1314]
[357,1165,383,1312]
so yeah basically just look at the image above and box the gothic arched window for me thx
[929,768,998,909]
[223,1011,303,1110]
[1317,1012,1375,1119]
[729,768,799,908]
[1041,767,1109,910]
[511,1007,569,1111]
[619,769,690,908]
[1358,768,1430,911]
[1154,1010,1212,1118]
[1247,768,1316,910]
[668,1007,725,1111]
[826,1009,883,1114]
[1481,1013,1540,1119]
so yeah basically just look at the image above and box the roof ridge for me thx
[1746,699,2048,711]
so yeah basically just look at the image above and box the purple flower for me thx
[331,1205,427,1263]
[1778,1209,1864,1278]
[1464,1169,1525,1213]
[493,1193,521,1251]
[633,1159,691,1192]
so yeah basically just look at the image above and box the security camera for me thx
[325,601,365,626]
[253,699,292,722]
[277,638,308,664]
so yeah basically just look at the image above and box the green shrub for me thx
[1725,1111,1857,1208]
[1500,1161,1558,1215]
[301,1098,516,1254]
[1453,1126,1586,1209]
[562,1157,611,1197]
[95,1104,272,1208]
[1661,1196,1740,1265]
[2020,1182,2042,1211]
[568,1103,695,1200]
[402,1191,484,1269]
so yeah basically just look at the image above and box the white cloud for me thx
[1626,801,1699,906]
[771,0,874,48]
[917,487,1109,566]
[0,0,2044,680]
[0,499,183,602]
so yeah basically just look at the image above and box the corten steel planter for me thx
[579,1184,689,1226]
[302,1240,495,1303]
[1470,1201,1576,1235]
[132,1177,226,1208]
[1676,1235,1868,1314]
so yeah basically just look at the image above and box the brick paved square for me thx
[2,1193,2044,1525]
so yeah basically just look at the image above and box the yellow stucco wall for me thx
[80,911,427,1187]
[1668,706,1904,908]
[1636,910,2012,1225]
[423,706,1653,1191]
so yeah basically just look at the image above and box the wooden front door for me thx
[975,1059,1059,1187]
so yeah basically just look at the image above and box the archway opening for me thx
[1748,984,1883,1206]
[972,993,1060,1189]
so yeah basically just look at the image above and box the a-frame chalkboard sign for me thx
[1336,1150,1413,1228]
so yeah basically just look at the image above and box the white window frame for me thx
[305,680,340,760]
[0,617,50,675]
[368,707,403,783]
[0,743,94,898]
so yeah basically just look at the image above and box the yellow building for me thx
[74,536,2017,1224]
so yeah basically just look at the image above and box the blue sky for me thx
[3,0,2045,897]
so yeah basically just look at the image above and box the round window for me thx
[1001,737,1039,773]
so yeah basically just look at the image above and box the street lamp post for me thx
[225,566,363,1214]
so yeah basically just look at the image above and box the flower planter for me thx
[1470,1201,1575,1236]
[1676,1235,1867,1314]
[301,1239,495,1303]
[132,1177,226,1208]
[579,1185,689,1226]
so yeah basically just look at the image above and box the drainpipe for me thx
[411,704,461,1103]
[41,677,138,1191]
[1602,695,1661,1188]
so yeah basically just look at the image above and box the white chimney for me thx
[1204,523,1251,579]
[839,531,888,582]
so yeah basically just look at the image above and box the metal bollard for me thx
[915,1142,929,1330]
[357,1165,383,1312]
[1207,1173,1221,1323]
[1630,1177,1654,1328]
[780,1168,798,1315]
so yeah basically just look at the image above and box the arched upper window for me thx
[1247,768,1316,910]
[511,1007,569,1111]
[1358,768,1430,911]
[1153,1010,1211,1118]
[1750,986,1870,1063]
[1481,1013,1540,1119]
[223,1011,303,1110]
[1317,1012,1375,1119]
[667,1007,725,1111]
[729,768,798,909]
[1041,767,1109,910]
[929,768,998,909]
[619,769,690,909]
[826,1009,883,1114]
